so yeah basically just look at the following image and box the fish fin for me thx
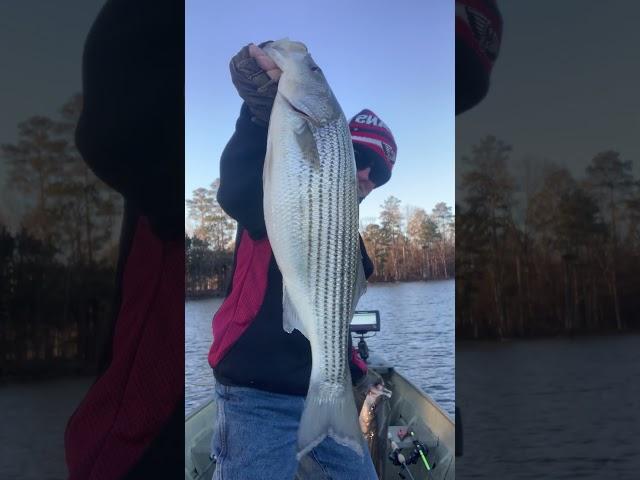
[294,121,320,167]
[352,257,368,313]
[296,378,364,461]
[283,285,306,337]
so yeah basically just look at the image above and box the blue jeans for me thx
[211,382,379,480]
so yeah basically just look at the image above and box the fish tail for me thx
[296,380,364,460]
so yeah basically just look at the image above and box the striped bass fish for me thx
[262,39,367,460]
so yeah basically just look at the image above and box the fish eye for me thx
[310,66,321,72]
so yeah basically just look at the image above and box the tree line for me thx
[185,181,455,297]
[361,198,454,282]
[0,95,122,377]
[457,135,640,338]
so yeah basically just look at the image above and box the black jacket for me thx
[69,0,184,478]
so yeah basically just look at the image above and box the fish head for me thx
[263,39,341,125]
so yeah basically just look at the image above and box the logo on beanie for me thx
[353,113,389,131]
[466,6,500,61]
[350,108,397,173]
[382,142,396,165]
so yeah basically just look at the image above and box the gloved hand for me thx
[229,41,282,126]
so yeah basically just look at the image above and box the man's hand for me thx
[248,43,282,81]
[229,41,281,126]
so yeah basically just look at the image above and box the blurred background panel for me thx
[456,1,640,478]
[0,1,122,478]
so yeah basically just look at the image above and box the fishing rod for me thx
[407,430,433,472]
[390,426,436,477]
[388,441,416,480]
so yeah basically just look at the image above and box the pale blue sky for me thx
[0,0,104,229]
[456,1,640,184]
[186,0,454,224]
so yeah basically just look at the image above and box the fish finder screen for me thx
[350,310,380,332]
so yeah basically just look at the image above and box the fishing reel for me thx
[388,441,416,480]
[405,439,435,469]
[388,427,436,479]
[388,439,434,468]
[387,442,405,466]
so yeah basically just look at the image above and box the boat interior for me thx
[185,352,455,480]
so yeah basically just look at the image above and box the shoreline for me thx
[0,372,97,385]
[457,328,640,343]
[185,277,456,300]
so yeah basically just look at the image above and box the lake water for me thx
[0,377,93,480]
[3,295,637,478]
[185,280,456,417]
[456,335,640,479]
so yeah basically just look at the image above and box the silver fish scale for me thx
[262,39,364,458]
[263,98,361,401]
[303,118,359,394]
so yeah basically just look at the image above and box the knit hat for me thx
[456,0,503,114]
[349,109,397,186]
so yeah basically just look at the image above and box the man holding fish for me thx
[208,39,397,479]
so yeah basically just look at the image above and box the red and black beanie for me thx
[349,109,397,187]
[456,0,503,114]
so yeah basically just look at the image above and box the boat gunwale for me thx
[186,395,214,423]
[387,367,454,425]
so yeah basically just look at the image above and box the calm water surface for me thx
[457,335,640,479]
[185,280,455,417]
[0,377,92,479]
[3,295,637,478]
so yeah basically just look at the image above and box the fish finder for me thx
[350,310,380,333]
[350,310,380,362]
